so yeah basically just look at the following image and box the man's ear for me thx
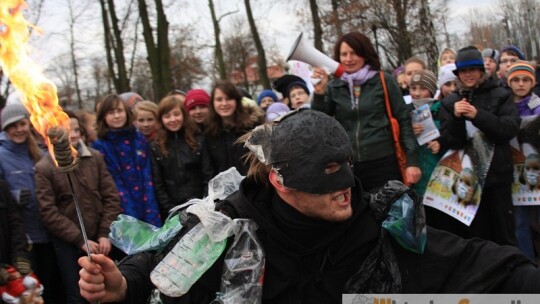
[269,169,290,193]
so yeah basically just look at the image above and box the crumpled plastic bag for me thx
[382,192,426,254]
[149,167,245,298]
[109,213,182,255]
[216,219,264,304]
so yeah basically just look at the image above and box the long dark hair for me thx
[156,96,199,156]
[333,32,381,71]
[96,94,133,139]
[206,80,255,137]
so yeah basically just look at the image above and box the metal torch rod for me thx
[66,172,101,304]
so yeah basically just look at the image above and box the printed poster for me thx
[423,123,494,226]
[511,115,540,206]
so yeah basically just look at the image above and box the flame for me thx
[0,0,76,166]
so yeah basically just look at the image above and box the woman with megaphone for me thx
[311,32,420,193]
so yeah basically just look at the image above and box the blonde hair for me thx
[133,100,158,119]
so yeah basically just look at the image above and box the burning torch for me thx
[0,2,99,303]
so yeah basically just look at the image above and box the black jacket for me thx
[117,179,539,304]
[205,127,251,177]
[440,76,520,185]
[0,180,28,266]
[150,133,214,219]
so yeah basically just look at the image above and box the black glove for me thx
[0,265,9,285]
[15,257,32,275]
[17,188,32,206]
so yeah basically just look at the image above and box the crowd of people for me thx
[2,30,540,303]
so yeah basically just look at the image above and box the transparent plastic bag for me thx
[216,219,265,304]
[149,167,245,297]
[109,214,182,255]
[382,193,426,253]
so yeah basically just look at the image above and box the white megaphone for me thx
[286,32,344,77]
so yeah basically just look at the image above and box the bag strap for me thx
[379,71,399,141]
[379,71,394,124]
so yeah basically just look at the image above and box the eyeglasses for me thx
[500,58,519,65]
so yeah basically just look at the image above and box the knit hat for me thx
[273,75,310,99]
[453,46,485,75]
[119,92,144,110]
[257,90,279,106]
[482,48,500,63]
[184,89,210,112]
[265,102,291,122]
[409,70,437,97]
[501,45,526,61]
[1,103,29,130]
[507,61,536,85]
[438,63,457,88]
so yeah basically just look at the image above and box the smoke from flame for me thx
[0,0,77,166]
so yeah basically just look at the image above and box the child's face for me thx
[397,74,407,89]
[509,75,534,98]
[440,51,455,66]
[409,84,432,100]
[440,81,457,98]
[483,57,497,76]
[499,52,520,76]
[259,97,275,110]
[289,87,309,109]
[404,63,424,88]
[458,68,483,88]
[133,109,157,136]
[104,102,127,129]
[162,105,184,132]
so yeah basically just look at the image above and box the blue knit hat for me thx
[501,45,526,61]
[257,90,279,105]
[453,46,485,75]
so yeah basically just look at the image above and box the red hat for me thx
[184,89,210,112]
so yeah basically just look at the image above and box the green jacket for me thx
[312,72,418,167]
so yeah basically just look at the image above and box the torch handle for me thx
[67,172,101,304]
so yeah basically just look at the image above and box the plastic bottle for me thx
[219,219,265,304]
[150,223,227,297]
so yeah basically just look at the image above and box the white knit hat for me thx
[1,103,29,130]
[438,63,457,88]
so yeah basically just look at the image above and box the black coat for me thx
[0,180,28,266]
[117,179,539,304]
[205,127,251,177]
[440,76,520,185]
[150,132,214,219]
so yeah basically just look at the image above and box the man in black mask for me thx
[78,109,540,304]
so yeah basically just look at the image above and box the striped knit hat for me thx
[410,70,438,97]
[507,61,536,85]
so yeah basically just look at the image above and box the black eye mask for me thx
[246,109,355,194]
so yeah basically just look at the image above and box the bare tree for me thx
[169,26,207,92]
[308,0,324,51]
[137,0,173,100]
[209,0,228,80]
[244,0,271,89]
[66,0,87,109]
[418,0,439,71]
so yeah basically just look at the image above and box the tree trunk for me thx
[107,0,130,93]
[393,0,413,63]
[137,0,173,100]
[419,0,439,72]
[244,0,271,89]
[331,0,343,38]
[309,0,324,51]
[67,0,83,108]
[209,0,227,80]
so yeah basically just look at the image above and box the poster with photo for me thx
[511,115,540,206]
[423,123,494,226]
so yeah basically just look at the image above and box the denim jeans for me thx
[52,238,88,304]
